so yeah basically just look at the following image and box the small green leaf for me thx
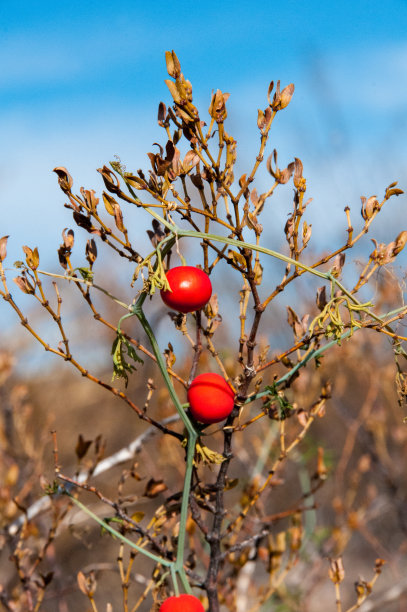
[111,332,144,387]
[76,267,94,282]
[264,383,293,420]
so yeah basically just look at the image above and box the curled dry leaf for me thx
[157,101,167,126]
[165,50,181,79]
[271,81,295,111]
[0,235,8,262]
[53,167,73,193]
[257,106,272,134]
[13,275,35,294]
[62,228,74,249]
[267,149,294,184]
[86,239,97,265]
[209,89,230,123]
[316,286,327,311]
[97,166,121,195]
[143,478,167,498]
[80,188,99,213]
[360,195,379,220]
[393,230,407,256]
[329,557,345,585]
[293,158,305,191]
[22,246,39,270]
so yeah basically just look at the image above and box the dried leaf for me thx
[13,275,35,294]
[228,249,248,268]
[165,50,181,79]
[361,195,379,220]
[62,228,74,248]
[77,571,88,596]
[97,166,121,195]
[113,202,125,233]
[0,235,9,262]
[316,286,327,311]
[157,101,167,126]
[329,557,345,585]
[124,174,146,190]
[86,239,97,265]
[80,188,99,213]
[392,230,407,256]
[53,167,73,193]
[272,81,295,111]
[143,478,167,498]
[330,253,346,277]
[73,212,101,235]
[75,434,92,460]
[209,89,230,123]
[22,246,39,270]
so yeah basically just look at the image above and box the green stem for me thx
[131,292,199,594]
[65,493,172,567]
[144,207,328,280]
[175,429,197,593]
[244,330,353,405]
[132,293,197,437]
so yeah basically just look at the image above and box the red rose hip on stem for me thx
[187,372,235,424]
[159,594,205,612]
[160,266,212,313]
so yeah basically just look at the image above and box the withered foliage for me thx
[1,51,407,612]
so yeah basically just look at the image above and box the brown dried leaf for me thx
[182,150,199,174]
[53,167,73,193]
[157,101,167,126]
[253,259,263,285]
[77,571,88,596]
[272,81,295,111]
[165,79,182,104]
[97,166,120,195]
[392,230,407,256]
[80,188,99,213]
[316,286,327,311]
[22,246,39,270]
[102,192,117,216]
[75,434,92,460]
[165,50,181,79]
[228,249,248,268]
[329,557,345,585]
[124,174,146,190]
[143,478,167,498]
[73,212,101,235]
[113,202,125,233]
[62,228,74,248]
[209,89,230,123]
[293,158,305,190]
[0,235,8,262]
[13,275,35,294]
[267,80,274,105]
[86,239,97,265]
[330,253,346,277]
[361,195,379,220]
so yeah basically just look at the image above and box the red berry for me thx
[160,266,212,313]
[159,594,205,612]
[187,373,235,424]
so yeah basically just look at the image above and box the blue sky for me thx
[1,0,407,336]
